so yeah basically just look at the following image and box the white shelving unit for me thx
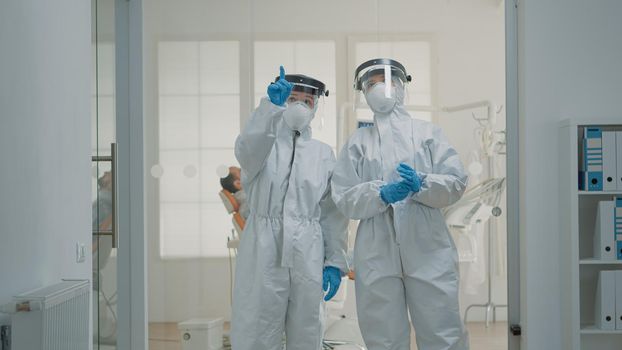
[579,259,622,265]
[559,119,622,350]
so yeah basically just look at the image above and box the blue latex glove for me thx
[267,66,293,106]
[379,181,411,204]
[397,163,422,193]
[323,266,342,301]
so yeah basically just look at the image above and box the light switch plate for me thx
[76,243,86,263]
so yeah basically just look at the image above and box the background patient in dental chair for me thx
[220,166,249,220]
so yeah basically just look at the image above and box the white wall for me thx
[518,0,622,349]
[0,0,92,333]
[144,0,506,323]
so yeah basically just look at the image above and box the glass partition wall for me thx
[143,1,508,349]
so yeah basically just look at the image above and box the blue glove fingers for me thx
[397,166,414,179]
[279,80,293,97]
[322,271,329,292]
[277,82,292,97]
[413,175,421,191]
[278,66,292,91]
[399,174,420,193]
[398,171,413,184]
[397,166,412,176]
[398,163,415,172]
[323,268,341,301]
[397,168,413,177]
[324,281,339,301]
[267,66,292,106]
[396,163,422,193]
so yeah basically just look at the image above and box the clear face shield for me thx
[275,74,329,110]
[353,59,411,114]
[287,88,319,111]
[274,74,329,131]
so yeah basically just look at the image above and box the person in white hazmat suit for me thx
[331,58,470,350]
[231,66,348,350]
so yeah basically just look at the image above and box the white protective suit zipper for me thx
[289,130,300,167]
[283,130,300,276]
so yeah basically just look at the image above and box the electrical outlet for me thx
[76,243,86,263]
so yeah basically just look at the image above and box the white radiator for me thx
[11,280,90,350]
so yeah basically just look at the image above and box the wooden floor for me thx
[458,322,507,350]
[148,321,508,350]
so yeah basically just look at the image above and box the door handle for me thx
[92,143,118,248]
[510,324,522,336]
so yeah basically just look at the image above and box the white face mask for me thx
[364,82,400,114]
[283,101,315,131]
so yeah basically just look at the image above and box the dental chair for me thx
[219,189,245,249]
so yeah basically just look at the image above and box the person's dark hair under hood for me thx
[220,173,238,193]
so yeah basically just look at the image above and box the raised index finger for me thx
[279,66,285,80]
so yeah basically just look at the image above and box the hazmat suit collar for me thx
[372,104,410,123]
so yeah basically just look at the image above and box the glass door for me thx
[141,1,516,349]
[92,0,117,348]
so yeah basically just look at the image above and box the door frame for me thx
[115,0,521,348]
[505,0,521,349]
[115,0,146,349]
